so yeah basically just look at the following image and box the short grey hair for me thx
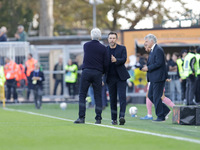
[90,28,101,40]
[18,25,24,30]
[0,26,7,33]
[144,34,157,43]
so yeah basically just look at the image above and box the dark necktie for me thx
[147,50,152,64]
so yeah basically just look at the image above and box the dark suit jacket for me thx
[29,70,45,89]
[147,44,167,82]
[106,44,130,82]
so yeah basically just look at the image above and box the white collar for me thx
[151,44,156,52]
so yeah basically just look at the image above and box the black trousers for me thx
[33,85,43,109]
[66,82,76,97]
[107,76,127,120]
[186,75,196,105]
[53,79,63,95]
[6,79,18,100]
[181,79,186,101]
[78,69,102,120]
[148,81,170,120]
[195,75,200,103]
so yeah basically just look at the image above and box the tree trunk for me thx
[39,0,54,36]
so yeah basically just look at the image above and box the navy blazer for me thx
[147,44,167,82]
[106,44,130,82]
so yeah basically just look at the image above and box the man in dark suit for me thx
[142,34,170,122]
[29,63,45,109]
[106,32,130,125]
[74,28,109,124]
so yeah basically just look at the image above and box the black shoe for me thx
[74,118,85,124]
[119,117,125,125]
[111,120,118,125]
[152,118,165,122]
[95,119,101,124]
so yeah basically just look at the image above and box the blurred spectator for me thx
[0,26,7,42]
[168,52,181,102]
[177,49,187,103]
[195,47,200,104]
[65,59,78,99]
[0,64,6,103]
[25,53,38,100]
[29,63,45,109]
[166,53,171,72]
[126,65,135,104]
[15,25,27,41]
[183,46,196,105]
[135,53,141,68]
[4,57,18,103]
[53,56,64,95]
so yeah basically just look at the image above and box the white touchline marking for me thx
[4,108,200,144]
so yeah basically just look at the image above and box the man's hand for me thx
[166,79,171,82]
[32,77,40,80]
[127,82,132,87]
[111,55,117,63]
[15,33,20,39]
[141,65,148,72]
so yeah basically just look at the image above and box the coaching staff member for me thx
[142,34,170,122]
[74,28,109,124]
[106,32,130,125]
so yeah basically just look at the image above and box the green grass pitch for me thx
[0,103,200,150]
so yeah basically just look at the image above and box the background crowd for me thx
[0,25,200,108]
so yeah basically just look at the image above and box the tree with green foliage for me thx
[0,0,191,37]
[0,0,36,37]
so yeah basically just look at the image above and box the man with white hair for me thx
[15,25,27,41]
[141,34,170,122]
[0,26,7,42]
[74,28,109,124]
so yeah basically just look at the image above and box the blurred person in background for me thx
[0,63,6,106]
[168,52,181,103]
[53,56,64,95]
[4,57,18,103]
[29,62,45,109]
[65,59,78,99]
[126,65,135,105]
[177,49,187,104]
[25,53,38,101]
[195,47,200,104]
[166,53,171,72]
[74,28,109,124]
[15,25,27,41]
[0,26,7,42]
[106,32,130,125]
[183,46,197,105]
